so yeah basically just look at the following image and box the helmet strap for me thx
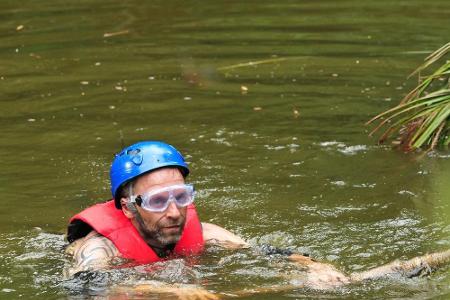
[128,183,141,207]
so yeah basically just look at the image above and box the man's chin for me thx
[157,233,181,246]
[157,224,184,245]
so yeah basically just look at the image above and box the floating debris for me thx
[217,56,310,71]
[29,53,41,59]
[115,86,126,91]
[253,106,262,111]
[241,85,248,94]
[398,190,417,197]
[16,25,24,31]
[289,174,304,178]
[293,107,300,118]
[80,81,89,85]
[103,30,129,38]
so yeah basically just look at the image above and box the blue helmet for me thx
[110,141,189,208]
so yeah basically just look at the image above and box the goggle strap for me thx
[135,195,143,206]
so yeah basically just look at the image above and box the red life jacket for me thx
[67,200,204,263]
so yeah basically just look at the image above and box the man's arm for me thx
[64,231,119,278]
[201,223,350,289]
[201,222,249,249]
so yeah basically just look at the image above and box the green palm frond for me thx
[367,42,450,152]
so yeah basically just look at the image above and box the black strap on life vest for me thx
[67,219,93,243]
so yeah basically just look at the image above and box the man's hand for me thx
[288,254,350,289]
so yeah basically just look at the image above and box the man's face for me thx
[126,168,187,247]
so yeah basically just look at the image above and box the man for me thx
[66,140,450,293]
[66,141,249,277]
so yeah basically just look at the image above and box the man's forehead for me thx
[134,167,184,190]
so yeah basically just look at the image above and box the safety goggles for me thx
[129,184,195,212]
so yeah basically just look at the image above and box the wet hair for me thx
[119,180,133,199]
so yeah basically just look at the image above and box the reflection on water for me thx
[0,0,449,298]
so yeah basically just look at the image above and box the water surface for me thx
[0,0,449,299]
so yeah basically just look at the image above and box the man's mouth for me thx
[162,225,181,232]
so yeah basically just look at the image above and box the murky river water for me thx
[0,0,449,299]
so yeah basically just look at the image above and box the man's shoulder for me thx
[64,230,119,278]
[70,230,119,256]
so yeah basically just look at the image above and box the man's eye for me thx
[175,192,189,201]
[151,197,167,206]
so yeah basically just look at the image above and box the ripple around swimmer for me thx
[0,228,447,299]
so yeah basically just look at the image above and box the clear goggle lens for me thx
[130,184,194,212]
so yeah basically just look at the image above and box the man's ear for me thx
[120,197,134,219]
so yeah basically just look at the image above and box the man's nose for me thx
[165,200,181,219]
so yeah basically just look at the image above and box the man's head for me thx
[120,167,188,247]
[110,141,191,248]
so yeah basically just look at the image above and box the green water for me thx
[0,0,449,298]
